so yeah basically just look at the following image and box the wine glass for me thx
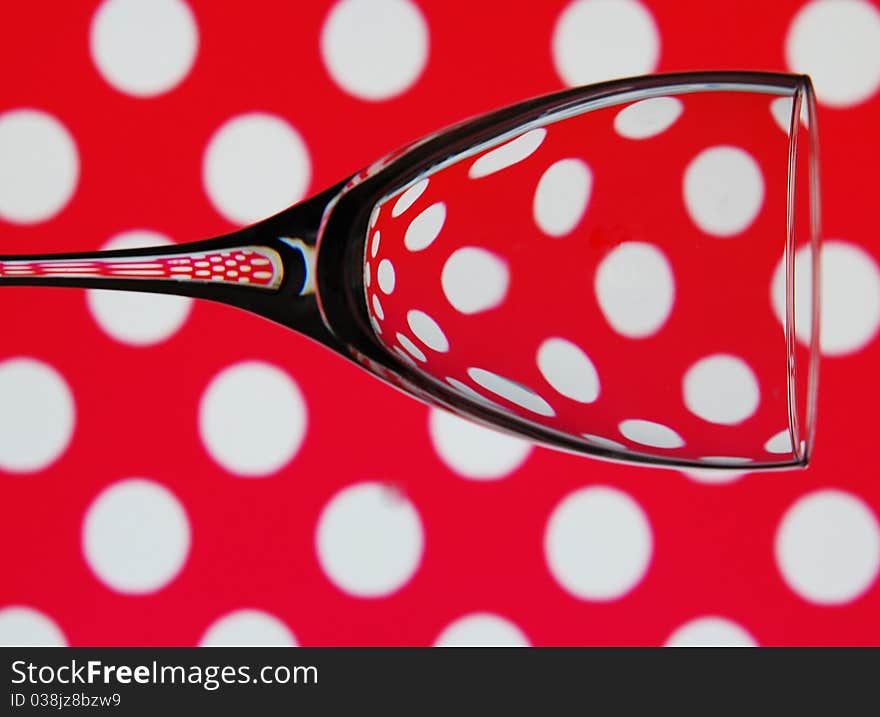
[0,71,821,471]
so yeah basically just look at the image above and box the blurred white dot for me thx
[407,310,449,352]
[595,242,675,338]
[770,96,794,134]
[665,616,757,646]
[82,478,190,594]
[545,486,652,601]
[321,0,429,101]
[444,377,502,408]
[405,202,446,251]
[198,360,307,476]
[0,109,79,224]
[684,145,765,237]
[552,0,660,87]
[316,482,424,598]
[203,112,311,226]
[200,609,297,646]
[469,128,547,179]
[533,158,593,237]
[765,429,793,455]
[786,0,880,108]
[392,178,429,217]
[442,247,509,314]
[772,240,880,356]
[614,96,683,139]
[467,368,555,417]
[537,337,600,403]
[683,354,760,425]
[396,333,427,362]
[619,419,684,449]
[90,0,198,97]
[581,433,627,452]
[377,259,396,294]
[434,613,530,646]
[428,408,532,481]
[87,230,193,346]
[680,467,747,485]
[0,606,67,646]
[776,489,880,605]
[0,357,75,473]
[371,230,381,258]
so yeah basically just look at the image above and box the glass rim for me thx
[786,75,821,467]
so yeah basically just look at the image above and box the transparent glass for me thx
[0,72,821,471]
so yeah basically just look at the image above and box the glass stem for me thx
[0,181,348,345]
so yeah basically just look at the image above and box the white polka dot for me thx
[316,482,424,598]
[614,96,684,139]
[428,408,532,480]
[683,145,765,237]
[681,467,747,485]
[406,310,449,352]
[370,230,381,258]
[392,178,429,217]
[772,240,880,356]
[581,434,627,452]
[552,0,660,87]
[198,361,307,476]
[665,616,757,647]
[404,202,446,251]
[82,478,190,594]
[619,419,684,449]
[770,96,794,134]
[776,489,880,605]
[467,368,555,417]
[203,112,311,226]
[683,354,760,425]
[434,613,530,646]
[87,231,193,346]
[468,128,547,179]
[0,606,67,646]
[444,377,502,408]
[0,358,75,473]
[90,0,198,97]
[545,486,652,601]
[200,609,297,646]
[396,333,427,362]
[537,337,600,403]
[372,294,385,320]
[442,247,509,314]
[765,430,793,455]
[377,259,396,294]
[364,261,371,288]
[533,158,593,237]
[393,346,417,367]
[0,109,79,224]
[595,241,675,338]
[786,0,880,108]
[370,314,382,336]
[369,205,380,228]
[321,0,429,101]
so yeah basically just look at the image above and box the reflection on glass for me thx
[363,84,819,469]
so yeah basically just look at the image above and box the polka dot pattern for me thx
[545,486,652,601]
[198,361,307,477]
[316,482,424,598]
[90,0,199,98]
[82,479,191,594]
[0,109,79,224]
[200,609,297,647]
[1,1,878,648]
